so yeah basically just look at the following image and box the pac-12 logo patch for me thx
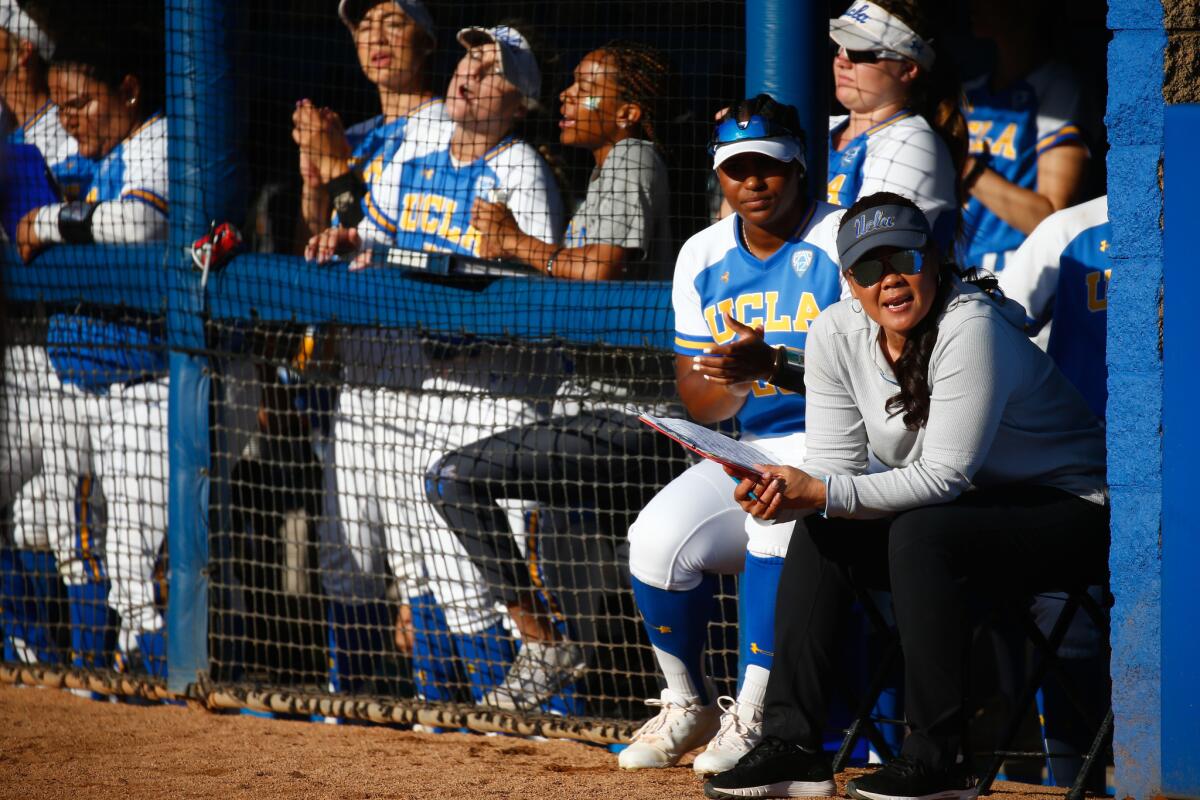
[791,250,813,278]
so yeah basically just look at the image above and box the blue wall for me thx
[1106,1,1166,796]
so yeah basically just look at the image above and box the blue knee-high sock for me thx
[67,582,113,668]
[326,599,391,694]
[410,593,468,703]
[136,629,167,679]
[20,550,65,664]
[632,574,718,704]
[738,553,785,690]
[452,621,516,702]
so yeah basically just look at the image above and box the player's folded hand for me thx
[471,197,519,260]
[304,225,362,265]
[691,313,776,387]
[729,464,825,519]
[292,100,352,184]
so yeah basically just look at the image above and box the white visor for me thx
[712,137,804,171]
[0,0,53,61]
[829,1,934,70]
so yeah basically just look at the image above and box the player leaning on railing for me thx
[0,0,97,668]
[424,40,679,713]
[620,94,847,775]
[306,20,574,710]
[13,25,171,677]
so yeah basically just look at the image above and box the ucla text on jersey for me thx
[673,202,845,438]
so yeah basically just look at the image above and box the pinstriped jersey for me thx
[826,110,956,230]
[672,201,844,438]
[47,113,168,392]
[336,97,445,227]
[998,196,1109,419]
[5,100,93,200]
[961,62,1087,268]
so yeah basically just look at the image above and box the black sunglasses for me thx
[833,45,907,65]
[847,249,926,288]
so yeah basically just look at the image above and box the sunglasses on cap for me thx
[834,45,908,65]
[846,248,926,288]
[708,113,797,156]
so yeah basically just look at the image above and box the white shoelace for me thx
[709,695,759,749]
[631,692,700,743]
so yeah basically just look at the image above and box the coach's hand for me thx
[471,198,520,260]
[730,464,825,519]
[394,604,415,653]
[16,208,47,264]
[690,313,776,391]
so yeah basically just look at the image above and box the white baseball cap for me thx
[0,0,53,61]
[338,0,435,43]
[829,1,935,70]
[456,25,542,104]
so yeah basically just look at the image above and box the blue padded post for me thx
[1161,104,1200,799]
[165,0,244,693]
[745,0,828,199]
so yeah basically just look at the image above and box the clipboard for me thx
[639,413,774,480]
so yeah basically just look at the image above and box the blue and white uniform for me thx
[6,101,93,200]
[961,62,1087,271]
[999,195,1110,420]
[627,201,844,730]
[323,108,565,704]
[33,114,171,676]
[360,114,562,253]
[827,110,956,233]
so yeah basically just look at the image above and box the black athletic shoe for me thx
[703,736,835,798]
[846,756,979,800]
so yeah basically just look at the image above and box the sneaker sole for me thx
[847,785,979,800]
[704,780,836,798]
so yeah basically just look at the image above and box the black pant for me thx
[765,485,1109,769]
[425,409,686,606]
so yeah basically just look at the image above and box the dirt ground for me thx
[0,683,1074,800]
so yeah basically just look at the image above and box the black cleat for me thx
[845,756,979,800]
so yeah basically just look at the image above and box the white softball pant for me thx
[627,431,808,591]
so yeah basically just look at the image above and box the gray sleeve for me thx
[795,315,872,480]
[823,315,1021,519]
[579,141,660,252]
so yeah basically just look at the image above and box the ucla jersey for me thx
[364,127,563,256]
[999,196,1109,419]
[336,98,444,227]
[961,62,1087,269]
[826,110,956,234]
[5,101,92,200]
[47,114,169,393]
[673,201,845,438]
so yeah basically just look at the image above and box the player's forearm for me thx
[677,370,748,424]
[968,169,1056,235]
[507,234,625,281]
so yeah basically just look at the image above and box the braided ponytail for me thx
[598,40,672,153]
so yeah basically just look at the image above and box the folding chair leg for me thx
[1065,707,1113,800]
[978,593,1082,795]
[833,632,902,773]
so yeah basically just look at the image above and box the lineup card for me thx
[639,414,774,479]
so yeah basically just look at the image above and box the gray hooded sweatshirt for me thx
[800,278,1108,519]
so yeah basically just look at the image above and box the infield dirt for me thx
[0,683,1073,800]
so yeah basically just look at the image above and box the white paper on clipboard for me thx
[639,414,774,479]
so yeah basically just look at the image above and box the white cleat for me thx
[482,639,587,712]
[694,695,764,776]
[618,687,721,770]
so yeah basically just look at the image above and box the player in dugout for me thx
[0,0,96,668]
[306,20,578,710]
[958,0,1093,272]
[617,94,848,775]
[14,23,172,677]
[423,40,678,712]
[705,192,1107,800]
